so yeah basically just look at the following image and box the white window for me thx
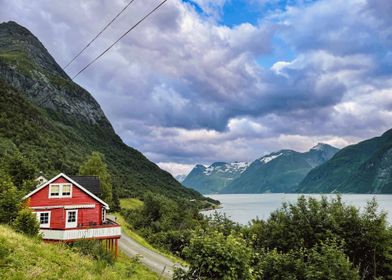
[36,211,51,228]
[49,184,60,197]
[49,184,72,198]
[62,184,71,196]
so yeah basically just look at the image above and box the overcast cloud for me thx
[1,0,391,176]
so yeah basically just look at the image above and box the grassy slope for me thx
[0,225,158,280]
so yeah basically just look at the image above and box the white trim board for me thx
[23,173,109,209]
[31,204,96,210]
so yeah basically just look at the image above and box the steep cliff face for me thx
[0,21,106,125]
[298,129,392,193]
[0,21,205,202]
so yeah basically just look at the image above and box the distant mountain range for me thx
[221,144,339,194]
[182,162,250,194]
[182,144,339,194]
[298,129,392,193]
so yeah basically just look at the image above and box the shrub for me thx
[254,240,359,280]
[13,207,40,237]
[174,230,253,280]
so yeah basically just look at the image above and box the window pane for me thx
[62,185,71,196]
[50,185,59,196]
[68,211,76,222]
[40,213,49,224]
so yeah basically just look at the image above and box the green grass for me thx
[0,225,158,280]
[120,198,144,210]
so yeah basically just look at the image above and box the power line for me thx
[64,0,136,70]
[72,0,168,80]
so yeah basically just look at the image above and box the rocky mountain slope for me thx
[298,129,392,193]
[220,144,339,193]
[182,162,250,194]
[0,21,206,202]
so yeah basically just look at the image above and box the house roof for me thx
[23,173,109,209]
[69,176,101,197]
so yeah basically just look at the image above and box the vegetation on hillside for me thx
[122,193,392,280]
[298,129,392,193]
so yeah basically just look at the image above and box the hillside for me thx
[298,129,392,193]
[182,162,250,194]
[0,21,207,202]
[220,144,339,193]
[0,225,157,279]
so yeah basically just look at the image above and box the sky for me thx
[1,0,392,176]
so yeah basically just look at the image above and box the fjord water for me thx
[204,193,392,224]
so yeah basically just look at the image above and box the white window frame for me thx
[49,183,72,198]
[35,211,51,228]
[65,209,78,228]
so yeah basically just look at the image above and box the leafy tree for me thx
[79,152,113,206]
[5,153,36,191]
[0,173,21,223]
[13,206,40,237]
[174,230,253,280]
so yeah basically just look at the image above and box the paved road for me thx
[119,230,181,279]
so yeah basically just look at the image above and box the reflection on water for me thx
[203,193,392,225]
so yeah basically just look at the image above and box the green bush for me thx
[255,240,359,280]
[12,207,40,237]
[174,230,253,280]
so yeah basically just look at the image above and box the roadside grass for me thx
[0,225,158,280]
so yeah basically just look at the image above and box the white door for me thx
[66,210,78,228]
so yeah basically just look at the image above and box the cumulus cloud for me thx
[1,0,392,175]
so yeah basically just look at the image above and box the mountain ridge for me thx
[298,129,392,193]
[182,143,339,194]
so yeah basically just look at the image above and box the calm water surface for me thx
[203,194,392,225]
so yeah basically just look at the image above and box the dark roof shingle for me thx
[70,176,101,197]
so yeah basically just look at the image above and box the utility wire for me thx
[72,0,168,80]
[64,0,136,70]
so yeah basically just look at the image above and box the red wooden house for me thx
[23,173,121,255]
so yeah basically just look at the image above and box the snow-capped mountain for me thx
[220,144,339,194]
[182,162,250,194]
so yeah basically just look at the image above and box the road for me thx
[118,230,181,279]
